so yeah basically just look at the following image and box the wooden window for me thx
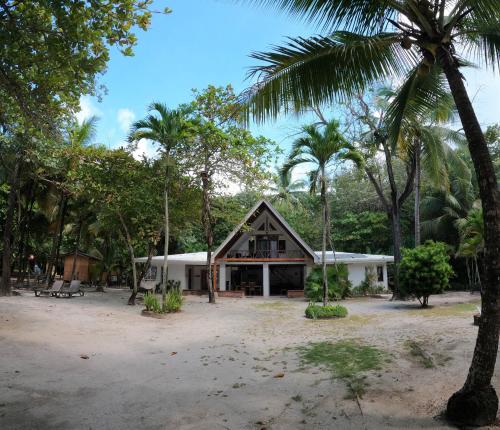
[278,240,286,252]
[145,266,157,281]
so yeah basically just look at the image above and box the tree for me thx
[282,120,362,306]
[184,84,276,303]
[399,240,453,307]
[244,1,499,424]
[0,0,161,132]
[129,103,187,310]
[345,92,416,294]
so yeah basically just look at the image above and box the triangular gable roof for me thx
[212,199,318,263]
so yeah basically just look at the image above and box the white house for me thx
[135,200,393,296]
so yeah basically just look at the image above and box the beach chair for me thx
[56,280,84,298]
[34,280,64,297]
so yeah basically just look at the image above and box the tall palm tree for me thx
[283,120,363,306]
[128,103,186,309]
[243,2,499,423]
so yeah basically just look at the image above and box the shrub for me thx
[305,264,352,302]
[144,292,162,313]
[163,287,183,313]
[305,302,348,319]
[399,241,453,307]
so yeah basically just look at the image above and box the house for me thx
[135,200,393,296]
[62,251,101,283]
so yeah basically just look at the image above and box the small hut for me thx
[62,251,101,282]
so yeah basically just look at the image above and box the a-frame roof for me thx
[212,199,319,263]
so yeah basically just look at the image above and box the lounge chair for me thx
[56,280,84,298]
[34,280,64,297]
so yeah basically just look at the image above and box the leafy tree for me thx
[244,1,500,421]
[332,211,391,254]
[129,103,188,310]
[183,85,277,303]
[0,0,162,131]
[282,120,363,306]
[399,240,453,307]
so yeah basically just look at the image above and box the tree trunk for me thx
[320,171,328,306]
[16,181,36,285]
[414,140,422,246]
[70,219,82,280]
[390,205,402,297]
[0,157,20,296]
[46,193,67,284]
[201,170,215,304]
[118,212,138,306]
[162,161,170,310]
[440,50,500,427]
[130,244,154,305]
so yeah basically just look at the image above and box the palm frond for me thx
[244,31,419,123]
[244,0,398,34]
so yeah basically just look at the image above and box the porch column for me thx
[263,263,270,297]
[219,263,226,291]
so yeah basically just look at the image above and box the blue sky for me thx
[79,0,500,166]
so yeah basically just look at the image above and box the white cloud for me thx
[117,108,135,133]
[75,96,102,124]
[132,138,158,160]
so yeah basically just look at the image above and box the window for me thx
[278,240,286,252]
[144,266,157,281]
[377,266,384,282]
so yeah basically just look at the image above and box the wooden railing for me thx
[226,249,304,259]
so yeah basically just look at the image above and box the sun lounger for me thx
[56,280,84,298]
[34,280,64,297]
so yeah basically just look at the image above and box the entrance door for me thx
[201,269,208,291]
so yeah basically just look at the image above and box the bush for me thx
[305,264,352,302]
[162,287,183,313]
[144,292,162,313]
[399,241,453,307]
[305,303,348,319]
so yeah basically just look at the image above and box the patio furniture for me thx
[34,280,64,297]
[56,280,84,298]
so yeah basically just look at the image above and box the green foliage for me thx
[399,241,454,306]
[332,211,391,254]
[163,288,183,313]
[0,0,155,133]
[305,264,351,301]
[305,303,348,319]
[144,292,162,313]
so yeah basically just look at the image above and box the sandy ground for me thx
[0,289,498,430]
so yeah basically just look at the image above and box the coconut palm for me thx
[128,103,186,309]
[244,1,499,422]
[282,120,363,306]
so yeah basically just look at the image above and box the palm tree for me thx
[456,203,484,291]
[283,120,363,306]
[244,2,499,423]
[128,103,186,309]
[268,167,304,207]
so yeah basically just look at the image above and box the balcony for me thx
[225,249,305,259]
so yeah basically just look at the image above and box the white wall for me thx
[347,263,366,288]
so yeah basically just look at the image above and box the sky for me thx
[78,0,500,170]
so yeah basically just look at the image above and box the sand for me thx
[0,289,498,430]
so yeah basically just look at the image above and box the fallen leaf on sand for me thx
[273,373,285,378]
[170,352,177,356]
[80,355,89,360]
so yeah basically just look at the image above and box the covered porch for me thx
[217,262,307,297]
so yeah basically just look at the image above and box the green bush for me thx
[399,241,453,307]
[305,303,348,319]
[163,287,183,313]
[305,264,352,302]
[144,292,162,313]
